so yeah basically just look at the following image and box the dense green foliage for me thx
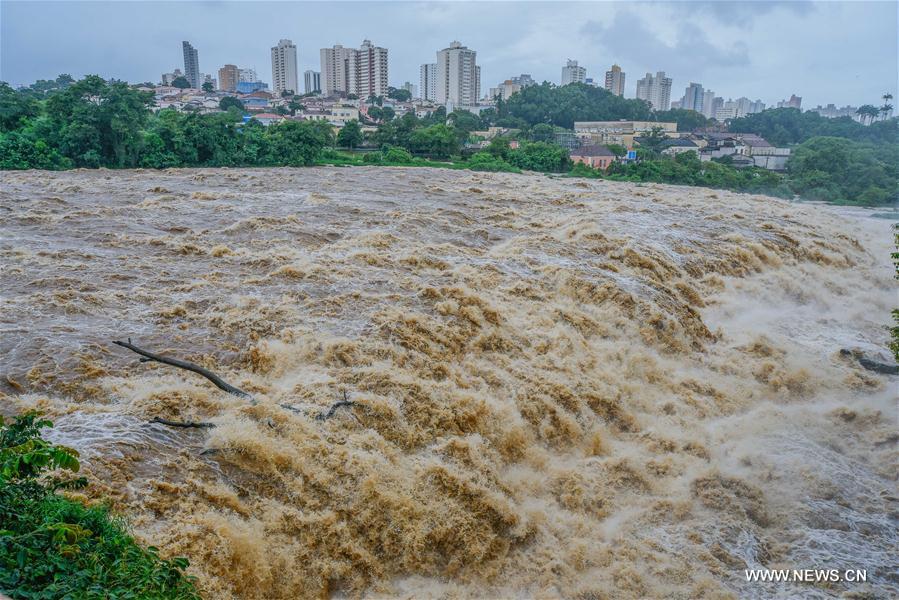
[336,119,363,149]
[607,151,791,197]
[507,141,570,172]
[1,77,334,169]
[729,107,898,146]
[0,412,199,599]
[501,82,652,129]
[786,136,898,204]
[652,108,712,132]
[467,151,520,173]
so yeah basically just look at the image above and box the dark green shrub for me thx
[0,412,200,599]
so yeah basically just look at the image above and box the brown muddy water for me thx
[1,166,896,599]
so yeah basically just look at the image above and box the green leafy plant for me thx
[0,411,200,599]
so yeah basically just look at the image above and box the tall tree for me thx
[336,120,363,149]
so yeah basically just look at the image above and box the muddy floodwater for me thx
[1,166,896,599]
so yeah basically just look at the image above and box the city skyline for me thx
[1,1,897,107]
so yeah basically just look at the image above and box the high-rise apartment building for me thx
[161,69,183,86]
[561,59,586,86]
[218,64,239,92]
[238,68,259,83]
[681,82,704,113]
[402,81,418,98]
[701,90,716,118]
[436,41,479,107]
[356,39,389,99]
[304,70,321,94]
[604,64,625,96]
[635,71,672,111]
[511,74,536,88]
[420,63,437,101]
[320,45,357,96]
[182,41,200,88]
[777,94,802,109]
[271,39,299,94]
[320,40,389,98]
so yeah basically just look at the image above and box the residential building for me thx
[320,44,357,96]
[681,82,704,113]
[356,39,389,99]
[604,64,625,96]
[420,63,437,101]
[436,41,479,107]
[777,94,802,109]
[236,81,269,94]
[570,145,617,170]
[694,132,790,170]
[304,70,321,94]
[810,103,860,120]
[489,79,522,101]
[402,81,418,98]
[238,68,259,83]
[511,74,536,87]
[251,113,285,126]
[218,64,239,92]
[320,40,388,98]
[749,99,766,114]
[701,90,716,118]
[161,68,184,86]
[708,96,724,120]
[182,41,200,88]
[635,71,672,111]
[561,59,586,86]
[202,74,216,90]
[715,98,737,121]
[271,39,299,94]
[574,120,678,149]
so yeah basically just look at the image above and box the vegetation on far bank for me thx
[0,411,200,599]
[1,75,897,205]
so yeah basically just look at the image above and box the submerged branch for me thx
[113,338,254,401]
[150,416,215,429]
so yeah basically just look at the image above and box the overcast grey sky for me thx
[1,1,896,107]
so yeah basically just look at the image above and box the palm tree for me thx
[880,93,894,121]
[856,104,878,125]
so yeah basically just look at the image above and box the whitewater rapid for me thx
[1,167,896,599]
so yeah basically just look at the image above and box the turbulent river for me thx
[1,167,896,599]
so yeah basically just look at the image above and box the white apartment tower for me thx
[561,59,587,86]
[701,90,716,118]
[436,41,479,107]
[635,71,673,111]
[320,40,389,98]
[420,63,437,101]
[604,64,625,96]
[320,45,357,96]
[356,39,389,99]
[271,39,299,94]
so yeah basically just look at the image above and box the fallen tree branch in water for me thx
[113,338,254,401]
[316,391,356,421]
[150,416,215,429]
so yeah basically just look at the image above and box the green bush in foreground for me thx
[0,412,199,599]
